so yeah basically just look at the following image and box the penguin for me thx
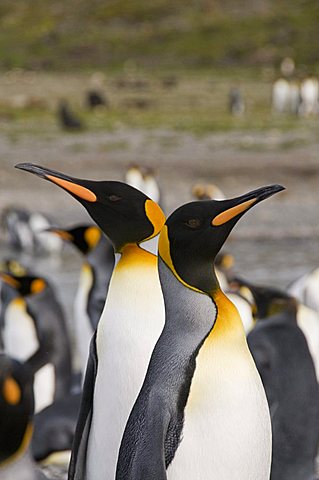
[15,162,166,480]
[288,267,319,313]
[246,288,319,480]
[0,353,47,480]
[0,271,73,412]
[32,391,81,464]
[116,184,284,480]
[49,225,115,374]
[231,277,319,381]
[1,206,63,254]
[57,100,84,131]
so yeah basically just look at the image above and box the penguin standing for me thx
[246,286,319,480]
[0,353,47,480]
[0,272,73,412]
[49,225,115,374]
[117,184,284,479]
[15,163,166,480]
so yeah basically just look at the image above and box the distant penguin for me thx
[0,353,47,480]
[125,164,161,204]
[0,272,73,412]
[49,225,115,374]
[86,90,108,110]
[288,267,319,313]
[1,206,63,254]
[192,182,226,201]
[272,78,291,113]
[247,290,319,480]
[15,162,166,480]
[57,100,83,131]
[228,87,245,115]
[117,184,284,480]
[32,391,81,464]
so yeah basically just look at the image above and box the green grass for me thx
[0,0,319,71]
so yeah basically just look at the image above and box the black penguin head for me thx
[0,354,34,464]
[48,225,102,255]
[231,277,297,320]
[0,272,47,297]
[15,164,166,252]
[159,184,285,294]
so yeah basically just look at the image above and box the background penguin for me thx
[15,162,166,480]
[1,206,63,255]
[0,353,47,480]
[288,267,319,313]
[231,277,319,381]
[116,184,284,480]
[0,271,73,412]
[246,285,319,480]
[57,100,84,131]
[48,225,115,375]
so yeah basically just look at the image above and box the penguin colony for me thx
[0,162,318,480]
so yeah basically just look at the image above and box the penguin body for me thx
[0,354,47,480]
[248,312,319,480]
[50,225,115,373]
[0,273,73,412]
[288,267,319,313]
[15,163,166,480]
[117,185,284,479]
[1,206,63,254]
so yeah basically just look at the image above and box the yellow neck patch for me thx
[47,175,97,202]
[3,377,21,405]
[84,226,101,249]
[0,274,20,289]
[158,225,204,294]
[31,279,46,294]
[116,243,157,271]
[212,198,256,226]
[208,289,246,344]
[144,199,166,241]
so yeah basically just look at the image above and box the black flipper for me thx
[68,331,97,480]
[116,390,170,480]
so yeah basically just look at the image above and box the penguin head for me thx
[0,272,47,297]
[15,164,166,253]
[0,259,27,277]
[231,277,297,320]
[48,225,102,255]
[159,184,284,294]
[0,354,34,464]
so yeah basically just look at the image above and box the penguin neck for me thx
[0,423,33,470]
[114,243,156,270]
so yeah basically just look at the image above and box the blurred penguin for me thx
[57,100,83,131]
[0,272,73,412]
[1,207,63,255]
[247,285,319,480]
[48,225,114,375]
[288,267,319,313]
[228,87,245,116]
[0,353,47,479]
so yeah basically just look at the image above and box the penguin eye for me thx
[108,194,122,202]
[184,218,202,229]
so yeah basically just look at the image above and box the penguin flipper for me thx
[68,331,97,480]
[117,391,170,480]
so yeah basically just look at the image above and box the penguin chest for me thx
[167,337,272,480]
[4,299,38,360]
[33,363,55,413]
[86,250,165,479]
[74,263,94,373]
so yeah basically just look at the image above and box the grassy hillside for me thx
[0,0,319,71]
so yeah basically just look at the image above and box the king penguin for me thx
[116,184,285,480]
[0,353,47,480]
[15,162,166,480]
[49,225,115,374]
[0,271,73,413]
[246,285,319,480]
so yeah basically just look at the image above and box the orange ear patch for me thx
[212,198,256,226]
[84,226,101,249]
[31,279,46,294]
[47,175,97,202]
[144,199,166,239]
[3,377,21,405]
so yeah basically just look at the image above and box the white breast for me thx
[167,328,271,480]
[73,264,94,375]
[4,299,38,360]
[86,251,165,480]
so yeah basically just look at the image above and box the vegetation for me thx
[0,0,319,71]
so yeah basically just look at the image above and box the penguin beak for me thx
[44,227,74,242]
[211,184,285,226]
[15,163,97,203]
[0,272,20,289]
